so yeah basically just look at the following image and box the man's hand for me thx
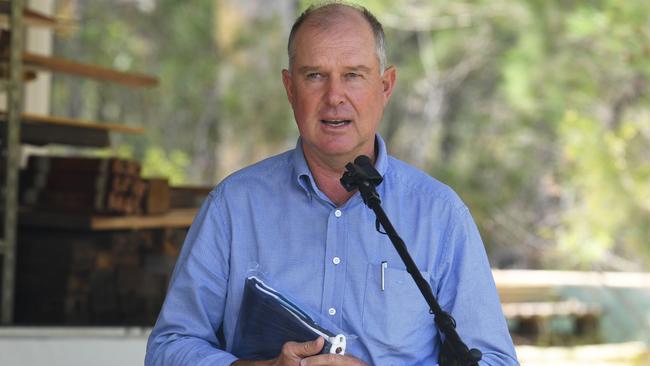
[231,337,368,366]
[299,352,368,366]
[232,337,325,366]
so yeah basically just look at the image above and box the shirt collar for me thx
[292,133,389,198]
[292,137,315,197]
[374,133,389,177]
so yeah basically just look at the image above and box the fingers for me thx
[237,338,325,366]
[281,337,325,359]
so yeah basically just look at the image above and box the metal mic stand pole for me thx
[341,156,482,366]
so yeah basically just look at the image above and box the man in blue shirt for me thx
[146,3,519,366]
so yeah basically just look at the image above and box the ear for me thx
[282,69,294,105]
[381,65,397,106]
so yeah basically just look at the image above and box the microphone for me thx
[340,155,383,194]
[352,155,372,170]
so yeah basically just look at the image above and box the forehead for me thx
[291,11,378,68]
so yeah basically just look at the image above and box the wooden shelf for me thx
[0,112,143,147]
[0,4,59,28]
[501,300,601,319]
[19,207,198,231]
[18,113,145,134]
[0,70,37,84]
[21,52,158,87]
[1,44,157,88]
[493,269,650,290]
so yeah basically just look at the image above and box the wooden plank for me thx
[19,113,145,134]
[24,155,126,175]
[493,269,650,289]
[0,4,58,28]
[19,208,198,231]
[91,208,196,230]
[19,121,109,147]
[497,287,560,304]
[0,113,143,147]
[142,178,170,215]
[21,52,158,88]
[0,69,38,82]
[502,300,601,318]
[170,185,212,208]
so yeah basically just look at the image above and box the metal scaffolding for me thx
[1,0,24,324]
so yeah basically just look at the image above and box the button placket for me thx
[321,207,342,318]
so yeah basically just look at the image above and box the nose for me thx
[324,77,345,106]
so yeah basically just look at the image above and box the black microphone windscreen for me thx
[354,155,372,167]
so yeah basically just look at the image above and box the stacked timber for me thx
[20,155,172,215]
[142,178,170,215]
[21,156,146,215]
[169,185,212,209]
[15,227,186,325]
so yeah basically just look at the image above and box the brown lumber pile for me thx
[142,178,170,215]
[169,185,212,209]
[15,227,187,325]
[21,155,169,215]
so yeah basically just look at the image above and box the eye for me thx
[306,72,323,80]
[345,72,362,80]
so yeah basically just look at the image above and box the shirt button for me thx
[334,209,342,217]
[332,257,341,265]
[328,308,336,316]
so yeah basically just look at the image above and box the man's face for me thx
[282,13,396,165]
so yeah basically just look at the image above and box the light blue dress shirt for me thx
[146,135,519,366]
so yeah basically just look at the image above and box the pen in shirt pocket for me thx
[381,261,387,291]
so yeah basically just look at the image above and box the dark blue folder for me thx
[231,276,346,360]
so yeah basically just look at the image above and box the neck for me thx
[303,148,375,207]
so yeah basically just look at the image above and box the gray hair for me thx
[287,2,387,73]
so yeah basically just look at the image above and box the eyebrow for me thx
[297,66,319,74]
[345,65,372,73]
[296,65,373,74]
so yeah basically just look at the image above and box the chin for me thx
[317,142,356,156]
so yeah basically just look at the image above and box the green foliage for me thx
[556,112,650,267]
[140,147,190,185]
[364,0,650,269]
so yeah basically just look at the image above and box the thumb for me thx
[294,337,325,358]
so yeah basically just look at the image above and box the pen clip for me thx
[381,261,387,291]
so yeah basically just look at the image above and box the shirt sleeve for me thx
[435,206,520,366]
[145,190,239,366]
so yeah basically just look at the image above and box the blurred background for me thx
[1,0,649,365]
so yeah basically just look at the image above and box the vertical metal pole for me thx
[2,0,24,324]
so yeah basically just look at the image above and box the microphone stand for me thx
[340,155,482,366]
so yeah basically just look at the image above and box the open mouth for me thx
[320,119,351,127]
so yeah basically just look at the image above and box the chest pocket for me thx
[362,263,437,358]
